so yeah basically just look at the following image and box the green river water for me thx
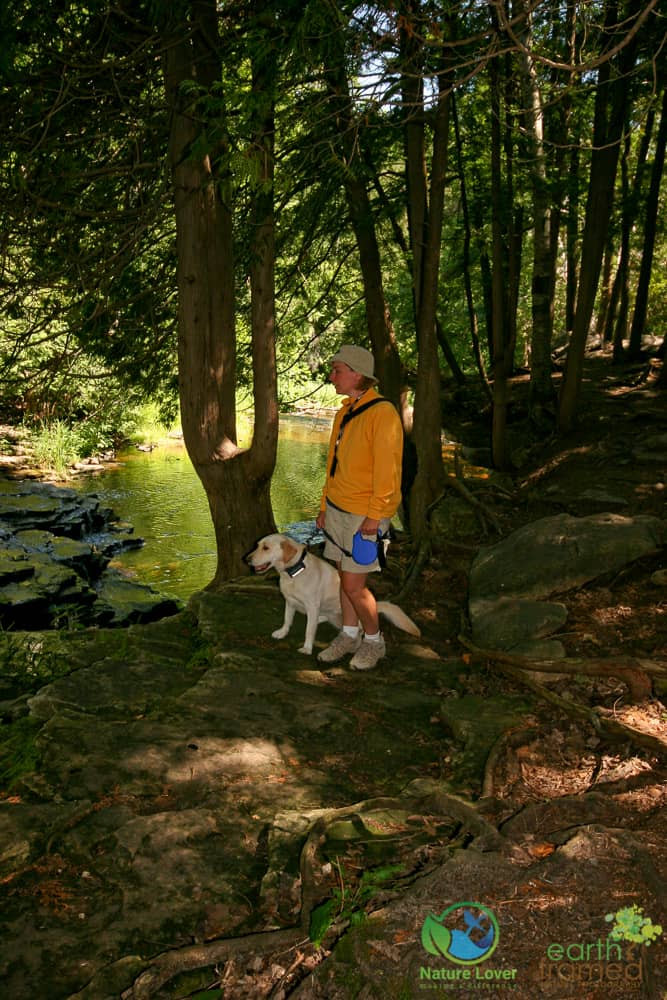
[74,415,332,602]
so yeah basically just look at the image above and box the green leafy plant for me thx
[0,630,72,688]
[29,419,85,477]
[309,860,404,948]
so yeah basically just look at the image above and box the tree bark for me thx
[162,0,278,587]
[628,82,667,358]
[409,51,450,540]
[452,94,491,400]
[516,0,556,415]
[558,0,639,431]
[324,13,407,415]
[489,41,511,470]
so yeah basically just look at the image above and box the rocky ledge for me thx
[0,480,181,630]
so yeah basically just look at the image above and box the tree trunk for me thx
[162,1,278,587]
[628,83,667,358]
[489,41,511,470]
[596,240,616,343]
[400,2,428,324]
[611,140,631,360]
[516,0,556,415]
[409,57,450,540]
[324,16,407,415]
[558,0,639,431]
[565,143,580,339]
[452,94,491,400]
[608,100,653,357]
[247,4,280,535]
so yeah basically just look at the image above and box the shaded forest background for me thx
[1,0,665,583]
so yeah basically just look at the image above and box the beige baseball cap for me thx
[330,344,378,383]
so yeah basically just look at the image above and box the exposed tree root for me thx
[459,637,667,758]
[442,473,503,534]
[459,636,666,703]
[119,785,502,998]
[481,725,542,798]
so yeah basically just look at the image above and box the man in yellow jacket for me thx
[316,344,403,670]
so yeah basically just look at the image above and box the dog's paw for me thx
[272,627,290,640]
[298,645,313,655]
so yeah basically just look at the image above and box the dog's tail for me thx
[377,601,421,637]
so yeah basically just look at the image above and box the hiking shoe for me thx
[317,631,362,663]
[350,635,386,671]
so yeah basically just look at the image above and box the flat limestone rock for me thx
[471,596,568,651]
[469,512,665,606]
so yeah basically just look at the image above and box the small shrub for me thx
[29,420,85,477]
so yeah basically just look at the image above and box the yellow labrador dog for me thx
[246,533,420,655]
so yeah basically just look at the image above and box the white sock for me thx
[364,631,381,642]
[343,626,360,638]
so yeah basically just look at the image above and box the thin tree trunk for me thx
[409,58,450,540]
[516,0,556,415]
[452,94,490,399]
[607,105,653,357]
[611,136,631,359]
[248,4,280,521]
[565,142,580,339]
[597,242,616,343]
[324,15,406,415]
[489,42,510,470]
[628,83,667,358]
[558,0,639,431]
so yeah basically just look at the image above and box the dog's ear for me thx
[280,538,299,563]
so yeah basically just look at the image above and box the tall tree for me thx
[628,81,667,358]
[162,0,280,584]
[319,1,407,413]
[558,0,641,431]
[404,10,450,536]
[516,0,556,417]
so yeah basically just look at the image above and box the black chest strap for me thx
[329,397,389,478]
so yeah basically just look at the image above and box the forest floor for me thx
[0,348,665,1000]
[164,348,667,999]
[265,347,667,1000]
[365,348,667,1000]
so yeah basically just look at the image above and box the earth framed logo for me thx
[421,901,500,965]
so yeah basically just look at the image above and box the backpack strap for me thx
[329,397,391,478]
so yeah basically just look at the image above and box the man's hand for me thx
[360,517,380,537]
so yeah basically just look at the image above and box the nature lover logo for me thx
[421,902,499,965]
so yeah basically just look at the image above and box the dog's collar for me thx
[284,548,308,578]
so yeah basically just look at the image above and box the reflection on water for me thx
[74,415,331,600]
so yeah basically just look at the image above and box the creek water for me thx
[73,414,332,601]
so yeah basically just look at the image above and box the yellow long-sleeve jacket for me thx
[320,389,403,520]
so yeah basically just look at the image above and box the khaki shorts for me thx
[322,501,391,574]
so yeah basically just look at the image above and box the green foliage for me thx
[0,716,42,789]
[0,0,665,485]
[309,860,404,948]
[29,420,86,477]
[122,401,176,447]
[0,630,73,689]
